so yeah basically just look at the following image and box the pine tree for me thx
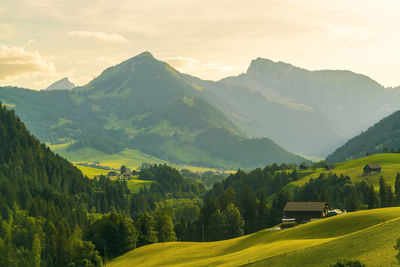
[155,208,176,243]
[30,234,41,267]
[224,204,244,239]
[395,173,400,205]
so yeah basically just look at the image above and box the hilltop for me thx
[109,208,400,266]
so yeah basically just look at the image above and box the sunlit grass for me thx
[109,208,400,267]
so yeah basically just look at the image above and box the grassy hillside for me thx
[109,208,400,266]
[75,165,111,178]
[127,179,156,193]
[266,153,400,203]
[293,154,400,189]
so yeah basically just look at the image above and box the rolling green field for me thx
[126,179,156,193]
[74,165,111,178]
[294,153,400,188]
[264,153,400,203]
[52,146,167,169]
[109,208,400,267]
[51,144,232,173]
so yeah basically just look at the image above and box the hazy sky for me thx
[1,0,400,90]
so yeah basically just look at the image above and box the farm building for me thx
[299,162,310,170]
[283,202,328,221]
[363,163,381,174]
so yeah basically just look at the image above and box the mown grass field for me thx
[109,208,400,267]
[51,144,232,173]
[265,153,400,203]
[126,179,156,193]
[75,165,110,178]
[297,153,400,186]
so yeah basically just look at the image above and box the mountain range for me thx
[1,51,400,167]
[0,52,304,169]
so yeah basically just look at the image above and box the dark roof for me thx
[284,202,327,212]
[299,162,309,167]
[364,163,381,169]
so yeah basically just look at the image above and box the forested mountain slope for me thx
[327,111,400,162]
[185,74,345,157]
[0,103,131,266]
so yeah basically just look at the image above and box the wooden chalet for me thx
[283,202,328,221]
[363,163,381,174]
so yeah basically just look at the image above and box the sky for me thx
[1,0,400,90]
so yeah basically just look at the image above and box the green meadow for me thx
[284,153,400,194]
[109,208,400,267]
[51,144,231,173]
[126,179,156,193]
[74,165,110,178]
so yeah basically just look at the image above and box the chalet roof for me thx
[283,202,327,212]
[364,163,381,169]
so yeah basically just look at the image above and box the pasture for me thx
[109,208,400,267]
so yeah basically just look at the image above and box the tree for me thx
[154,208,176,243]
[395,173,400,205]
[394,237,400,263]
[240,186,257,234]
[30,234,41,267]
[331,259,365,267]
[120,165,127,174]
[206,209,227,241]
[344,189,361,212]
[366,185,379,209]
[135,212,158,247]
[224,204,244,239]
[379,177,394,207]
[272,189,290,211]
[218,186,236,210]
[85,212,138,258]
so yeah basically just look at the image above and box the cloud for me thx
[27,39,36,45]
[164,56,234,79]
[67,30,128,42]
[0,45,56,80]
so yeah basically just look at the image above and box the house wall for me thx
[284,211,324,220]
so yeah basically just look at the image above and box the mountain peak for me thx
[44,77,75,91]
[247,57,298,74]
[137,51,154,58]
